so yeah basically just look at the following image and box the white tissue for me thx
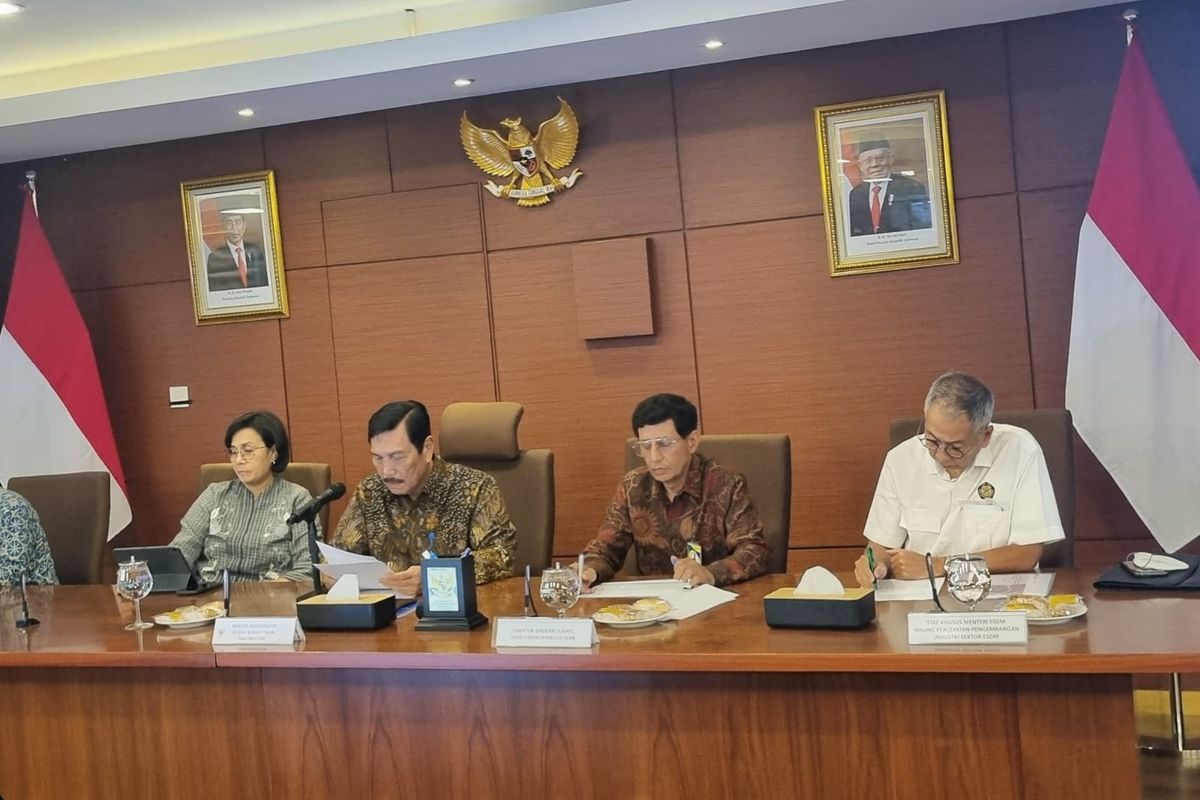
[793,566,845,596]
[326,573,361,601]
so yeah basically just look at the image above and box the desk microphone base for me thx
[15,617,40,629]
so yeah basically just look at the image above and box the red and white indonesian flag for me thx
[1065,36,1200,553]
[0,191,131,539]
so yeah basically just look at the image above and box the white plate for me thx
[592,610,671,629]
[592,599,672,628]
[153,609,225,629]
[1026,605,1087,626]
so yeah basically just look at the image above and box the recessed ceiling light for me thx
[237,107,255,118]
[704,39,724,50]
[0,3,26,16]
[453,78,475,87]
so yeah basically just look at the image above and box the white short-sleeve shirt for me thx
[862,423,1065,556]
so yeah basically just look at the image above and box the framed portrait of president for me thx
[180,170,289,324]
[815,91,959,277]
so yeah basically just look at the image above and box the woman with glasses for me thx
[169,410,316,582]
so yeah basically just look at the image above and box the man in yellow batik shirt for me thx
[331,400,516,596]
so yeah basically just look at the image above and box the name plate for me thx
[492,617,598,649]
[907,611,1028,645]
[212,616,306,646]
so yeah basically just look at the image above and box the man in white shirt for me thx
[854,371,1064,585]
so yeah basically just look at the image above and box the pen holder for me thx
[414,553,488,631]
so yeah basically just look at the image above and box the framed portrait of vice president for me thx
[815,91,959,277]
[180,170,289,324]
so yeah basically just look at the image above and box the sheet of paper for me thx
[314,541,407,594]
[662,584,738,620]
[586,579,692,598]
[874,577,945,602]
[316,541,377,564]
[985,572,1055,599]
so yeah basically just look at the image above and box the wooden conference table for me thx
[0,571,1196,800]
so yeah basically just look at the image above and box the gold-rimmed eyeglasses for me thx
[631,437,679,456]
[228,445,267,462]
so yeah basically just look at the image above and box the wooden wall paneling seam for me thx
[476,183,501,402]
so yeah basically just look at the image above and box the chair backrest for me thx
[440,402,555,574]
[198,463,333,533]
[622,434,792,575]
[888,409,1075,568]
[7,471,111,584]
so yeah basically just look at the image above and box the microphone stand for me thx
[16,574,39,629]
[305,514,322,595]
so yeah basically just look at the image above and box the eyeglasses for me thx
[915,426,979,460]
[228,445,267,462]
[631,437,679,456]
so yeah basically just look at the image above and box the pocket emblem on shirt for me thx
[977,482,995,500]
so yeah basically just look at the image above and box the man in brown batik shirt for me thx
[331,400,516,595]
[579,393,768,589]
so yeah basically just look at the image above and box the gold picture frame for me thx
[180,170,289,324]
[815,91,958,277]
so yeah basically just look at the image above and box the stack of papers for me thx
[587,578,737,620]
[315,541,393,591]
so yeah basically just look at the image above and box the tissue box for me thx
[295,591,397,630]
[763,587,875,629]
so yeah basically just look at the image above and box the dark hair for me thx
[368,400,432,451]
[631,393,698,437]
[224,410,290,473]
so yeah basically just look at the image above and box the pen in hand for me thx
[669,556,695,589]
[867,546,878,585]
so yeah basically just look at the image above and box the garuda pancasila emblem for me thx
[460,97,582,207]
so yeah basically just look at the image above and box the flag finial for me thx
[1123,8,1138,46]
[23,170,38,217]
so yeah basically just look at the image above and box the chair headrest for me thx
[440,402,525,461]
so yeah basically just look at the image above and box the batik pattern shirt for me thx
[582,454,768,587]
[170,478,317,582]
[331,458,516,584]
[0,489,59,585]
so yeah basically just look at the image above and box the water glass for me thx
[539,567,581,618]
[944,554,992,612]
[116,558,155,630]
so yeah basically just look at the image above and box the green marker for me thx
[866,545,877,585]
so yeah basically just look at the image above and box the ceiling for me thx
[0,0,1116,164]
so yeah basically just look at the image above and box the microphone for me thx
[16,574,39,629]
[286,482,346,525]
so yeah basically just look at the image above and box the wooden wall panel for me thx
[489,234,698,555]
[36,131,265,291]
[278,268,349,530]
[327,254,496,485]
[389,75,684,252]
[263,112,392,269]
[322,184,482,265]
[687,195,1033,549]
[76,282,287,546]
[674,25,1013,230]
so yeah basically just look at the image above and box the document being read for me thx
[315,541,395,592]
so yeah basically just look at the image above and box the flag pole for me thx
[1123,8,1138,46]
[23,170,38,217]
